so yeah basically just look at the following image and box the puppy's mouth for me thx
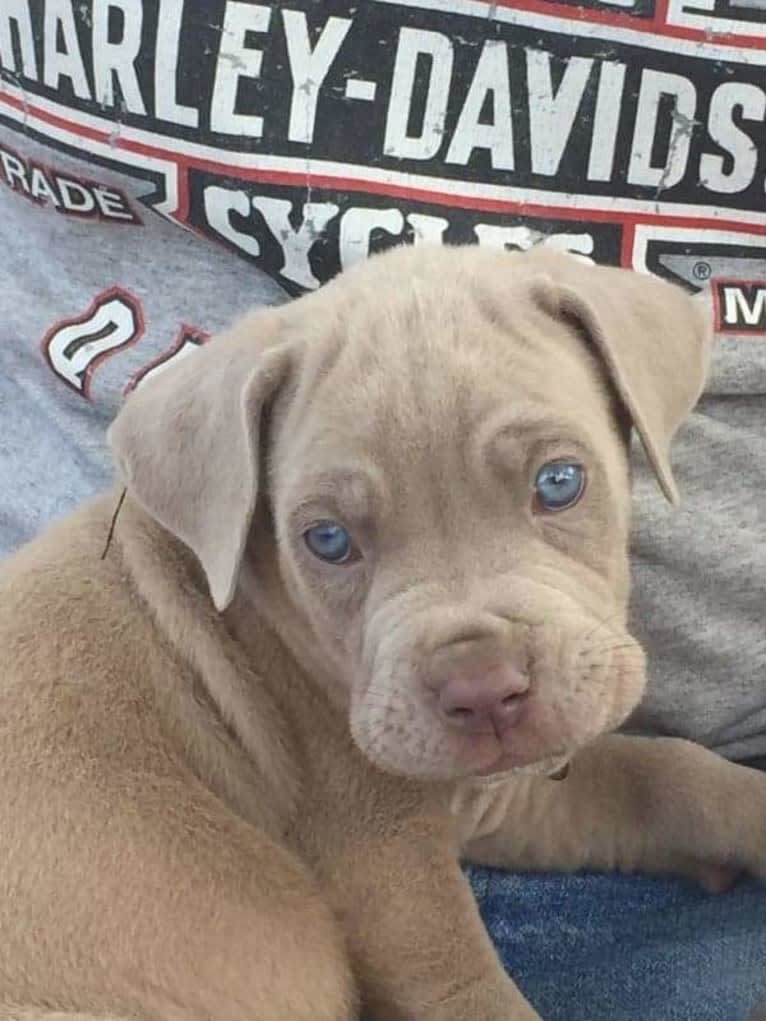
[475,749,571,781]
[446,719,574,780]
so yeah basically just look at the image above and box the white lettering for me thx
[339,208,404,269]
[204,185,262,258]
[407,213,449,244]
[723,286,766,327]
[58,178,96,213]
[46,295,139,394]
[93,186,134,219]
[155,0,199,127]
[587,62,626,182]
[43,0,91,99]
[282,10,352,144]
[92,0,147,114]
[527,50,593,176]
[0,0,38,79]
[29,166,61,206]
[132,338,205,390]
[384,28,453,161]
[474,225,543,250]
[211,2,271,136]
[700,83,765,195]
[474,223,594,261]
[446,40,513,170]
[538,233,594,261]
[1,151,29,192]
[253,196,338,288]
[627,70,696,189]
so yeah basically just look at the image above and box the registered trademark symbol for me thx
[693,261,712,281]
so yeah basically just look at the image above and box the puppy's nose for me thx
[437,664,530,737]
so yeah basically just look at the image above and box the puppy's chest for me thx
[449,776,517,846]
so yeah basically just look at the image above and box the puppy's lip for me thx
[465,737,571,779]
[470,748,568,778]
[443,715,560,775]
[475,755,516,778]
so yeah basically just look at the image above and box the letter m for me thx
[717,281,766,332]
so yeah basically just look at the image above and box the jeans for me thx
[469,869,766,1021]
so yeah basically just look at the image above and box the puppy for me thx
[1,245,764,1021]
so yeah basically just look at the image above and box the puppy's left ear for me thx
[535,257,713,503]
[108,314,292,611]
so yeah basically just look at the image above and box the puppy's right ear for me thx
[108,315,291,612]
[526,255,712,504]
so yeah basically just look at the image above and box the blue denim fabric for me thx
[468,868,766,1021]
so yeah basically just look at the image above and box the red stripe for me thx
[620,222,636,268]
[184,158,761,233]
[2,92,762,236]
[652,0,670,28]
[1,91,112,144]
[475,0,764,47]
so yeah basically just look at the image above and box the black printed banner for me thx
[1,0,764,299]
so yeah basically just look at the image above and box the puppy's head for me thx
[109,246,711,782]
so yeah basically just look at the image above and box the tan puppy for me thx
[1,245,764,1021]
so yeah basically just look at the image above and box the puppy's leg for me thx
[462,734,766,886]
[314,813,541,1021]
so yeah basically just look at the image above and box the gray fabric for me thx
[0,124,764,765]
[628,342,766,761]
[0,128,287,552]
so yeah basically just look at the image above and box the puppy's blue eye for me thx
[534,461,585,511]
[304,521,354,563]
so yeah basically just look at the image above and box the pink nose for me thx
[437,663,530,737]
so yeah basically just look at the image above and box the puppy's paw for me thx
[678,861,744,895]
[733,766,766,882]
[676,753,766,885]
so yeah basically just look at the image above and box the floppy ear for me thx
[535,258,713,503]
[108,318,291,612]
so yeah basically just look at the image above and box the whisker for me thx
[578,638,638,657]
[579,611,622,645]
[586,644,638,656]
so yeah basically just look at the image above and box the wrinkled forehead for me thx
[275,280,616,494]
